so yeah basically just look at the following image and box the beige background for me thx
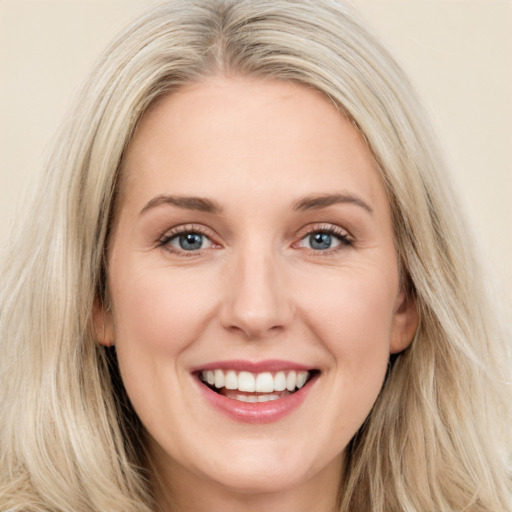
[1,0,511,307]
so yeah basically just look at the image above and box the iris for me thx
[309,232,333,250]
[179,233,203,250]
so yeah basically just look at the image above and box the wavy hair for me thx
[1,1,510,510]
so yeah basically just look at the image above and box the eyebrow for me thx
[140,194,223,215]
[293,193,373,214]
[139,192,373,216]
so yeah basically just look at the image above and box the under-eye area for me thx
[198,369,321,403]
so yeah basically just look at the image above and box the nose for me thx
[220,244,294,340]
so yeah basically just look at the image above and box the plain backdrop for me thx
[1,0,511,314]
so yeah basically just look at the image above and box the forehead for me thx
[119,75,388,216]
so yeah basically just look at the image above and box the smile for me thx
[200,369,315,402]
[193,361,320,423]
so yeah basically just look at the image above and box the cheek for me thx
[299,263,398,349]
[296,264,397,408]
[108,260,222,435]
[111,261,218,354]
[107,259,221,418]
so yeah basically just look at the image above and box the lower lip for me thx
[195,375,318,424]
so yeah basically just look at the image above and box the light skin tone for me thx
[95,75,418,512]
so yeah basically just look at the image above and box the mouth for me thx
[198,368,320,403]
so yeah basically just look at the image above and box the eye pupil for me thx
[310,232,332,250]
[179,233,203,250]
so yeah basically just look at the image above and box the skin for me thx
[95,75,418,512]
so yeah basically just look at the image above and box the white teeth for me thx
[286,370,297,391]
[232,393,282,403]
[255,372,274,392]
[297,371,308,389]
[238,371,256,392]
[256,393,280,402]
[200,369,313,395]
[274,371,287,391]
[214,369,224,388]
[224,370,237,390]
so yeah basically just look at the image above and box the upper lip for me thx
[190,359,315,374]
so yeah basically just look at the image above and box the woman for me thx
[0,1,510,511]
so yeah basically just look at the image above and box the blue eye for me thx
[298,229,351,251]
[166,232,212,252]
[309,232,335,250]
[178,233,204,250]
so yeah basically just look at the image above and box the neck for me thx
[151,453,343,512]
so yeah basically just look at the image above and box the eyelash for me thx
[157,223,353,257]
[294,224,353,255]
[157,225,215,257]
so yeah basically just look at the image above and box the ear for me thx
[92,298,115,347]
[390,288,419,354]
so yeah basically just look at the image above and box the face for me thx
[97,76,417,502]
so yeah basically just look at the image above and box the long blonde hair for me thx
[1,1,510,510]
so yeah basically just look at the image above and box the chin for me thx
[193,440,339,497]
[209,464,305,495]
